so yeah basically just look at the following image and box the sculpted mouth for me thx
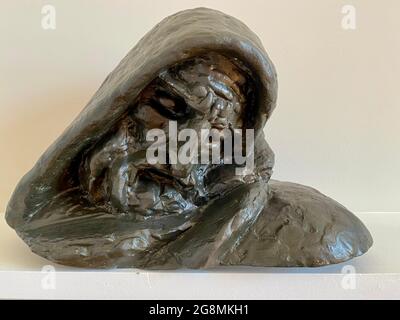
[210,116,229,130]
[211,122,227,130]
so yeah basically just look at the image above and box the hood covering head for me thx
[6,7,277,228]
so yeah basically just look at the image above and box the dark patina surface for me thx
[5,8,372,269]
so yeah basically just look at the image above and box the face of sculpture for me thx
[80,52,253,217]
[134,53,248,133]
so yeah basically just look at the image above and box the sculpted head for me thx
[80,52,256,216]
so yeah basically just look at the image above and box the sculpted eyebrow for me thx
[158,76,207,115]
[158,72,193,100]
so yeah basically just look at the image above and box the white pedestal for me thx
[0,212,399,299]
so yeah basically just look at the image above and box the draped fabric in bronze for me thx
[6,8,372,269]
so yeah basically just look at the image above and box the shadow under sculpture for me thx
[6,8,373,269]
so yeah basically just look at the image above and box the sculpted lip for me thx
[211,122,227,130]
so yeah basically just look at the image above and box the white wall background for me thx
[0,0,399,213]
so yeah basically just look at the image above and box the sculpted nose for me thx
[209,98,229,128]
[209,103,219,122]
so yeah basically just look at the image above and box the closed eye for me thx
[149,90,185,119]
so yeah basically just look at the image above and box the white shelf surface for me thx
[0,212,399,299]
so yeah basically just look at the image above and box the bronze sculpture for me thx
[5,8,372,269]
